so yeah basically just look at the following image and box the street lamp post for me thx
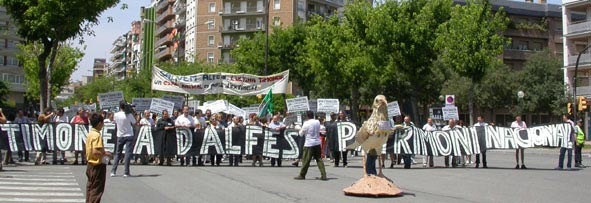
[517,90,525,116]
[264,0,270,75]
[573,44,591,123]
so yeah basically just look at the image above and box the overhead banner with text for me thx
[151,66,289,95]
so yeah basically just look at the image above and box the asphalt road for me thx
[1,149,590,203]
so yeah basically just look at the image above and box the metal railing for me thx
[568,52,591,66]
[220,23,265,32]
[220,6,266,15]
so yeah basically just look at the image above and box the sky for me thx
[70,0,563,81]
[71,0,151,81]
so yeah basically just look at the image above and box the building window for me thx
[0,56,4,64]
[207,53,214,63]
[531,42,542,51]
[274,0,280,10]
[273,16,281,26]
[209,3,216,13]
[207,19,215,30]
[208,36,215,46]
[7,56,18,66]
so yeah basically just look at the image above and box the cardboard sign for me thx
[150,98,175,114]
[227,103,246,118]
[286,97,310,113]
[442,106,459,120]
[203,100,228,114]
[162,95,185,110]
[387,101,402,117]
[132,98,153,112]
[317,99,339,113]
[98,91,124,110]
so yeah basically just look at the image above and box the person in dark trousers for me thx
[328,112,348,167]
[294,111,327,180]
[156,110,175,166]
[110,101,137,177]
[474,116,488,168]
[575,120,586,168]
[85,113,112,203]
[556,115,575,170]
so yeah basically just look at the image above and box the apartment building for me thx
[92,58,108,78]
[0,6,25,107]
[109,34,127,79]
[563,0,591,96]
[154,0,178,62]
[125,21,143,75]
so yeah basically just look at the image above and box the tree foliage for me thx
[0,0,119,111]
[17,42,84,101]
[0,80,9,107]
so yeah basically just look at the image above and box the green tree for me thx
[516,50,566,116]
[17,42,84,102]
[0,0,119,111]
[0,80,9,107]
[435,0,508,125]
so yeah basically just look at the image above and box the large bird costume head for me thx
[347,95,392,151]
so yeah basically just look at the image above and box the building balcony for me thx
[156,35,173,47]
[156,0,174,12]
[563,0,591,8]
[309,0,343,8]
[218,42,238,50]
[220,23,265,33]
[503,49,537,61]
[110,53,124,62]
[568,52,591,67]
[174,17,186,28]
[219,6,266,16]
[156,7,174,23]
[155,47,173,60]
[0,47,19,55]
[174,3,186,15]
[156,20,174,36]
[109,60,124,69]
[572,85,591,96]
[567,20,591,37]
[504,29,548,39]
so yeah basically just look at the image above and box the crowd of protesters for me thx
[0,105,586,171]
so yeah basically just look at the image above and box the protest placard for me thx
[242,107,259,116]
[286,97,310,113]
[442,106,459,120]
[98,91,124,110]
[317,99,339,113]
[150,98,175,114]
[227,103,246,117]
[203,100,228,113]
[132,98,153,112]
[162,95,185,110]
[387,101,402,117]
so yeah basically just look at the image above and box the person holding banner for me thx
[208,115,224,166]
[35,108,54,165]
[422,118,437,168]
[14,110,31,162]
[85,113,113,203]
[156,110,176,166]
[227,116,243,166]
[294,111,327,181]
[269,115,287,167]
[442,119,461,168]
[556,115,575,170]
[511,116,527,169]
[175,105,196,166]
[110,101,137,178]
[474,116,488,168]
[52,108,69,165]
[71,108,89,165]
[0,108,6,169]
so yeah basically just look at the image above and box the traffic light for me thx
[579,96,587,111]
[568,103,573,115]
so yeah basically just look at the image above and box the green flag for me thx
[258,89,273,117]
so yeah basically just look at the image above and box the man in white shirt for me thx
[52,108,69,165]
[422,118,437,167]
[139,110,154,126]
[294,111,327,181]
[473,116,488,168]
[268,115,287,167]
[175,106,196,166]
[110,101,137,178]
[510,115,527,169]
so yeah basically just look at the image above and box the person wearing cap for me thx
[110,101,137,178]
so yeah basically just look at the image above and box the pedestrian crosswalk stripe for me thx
[0,174,74,178]
[0,186,81,191]
[0,182,78,186]
[0,177,76,182]
[0,192,83,197]
[0,197,85,202]
[0,171,73,175]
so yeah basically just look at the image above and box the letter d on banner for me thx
[176,128,193,155]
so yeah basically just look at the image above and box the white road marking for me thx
[0,192,83,196]
[0,174,74,178]
[0,182,78,186]
[0,197,84,202]
[0,177,76,182]
[0,186,81,191]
